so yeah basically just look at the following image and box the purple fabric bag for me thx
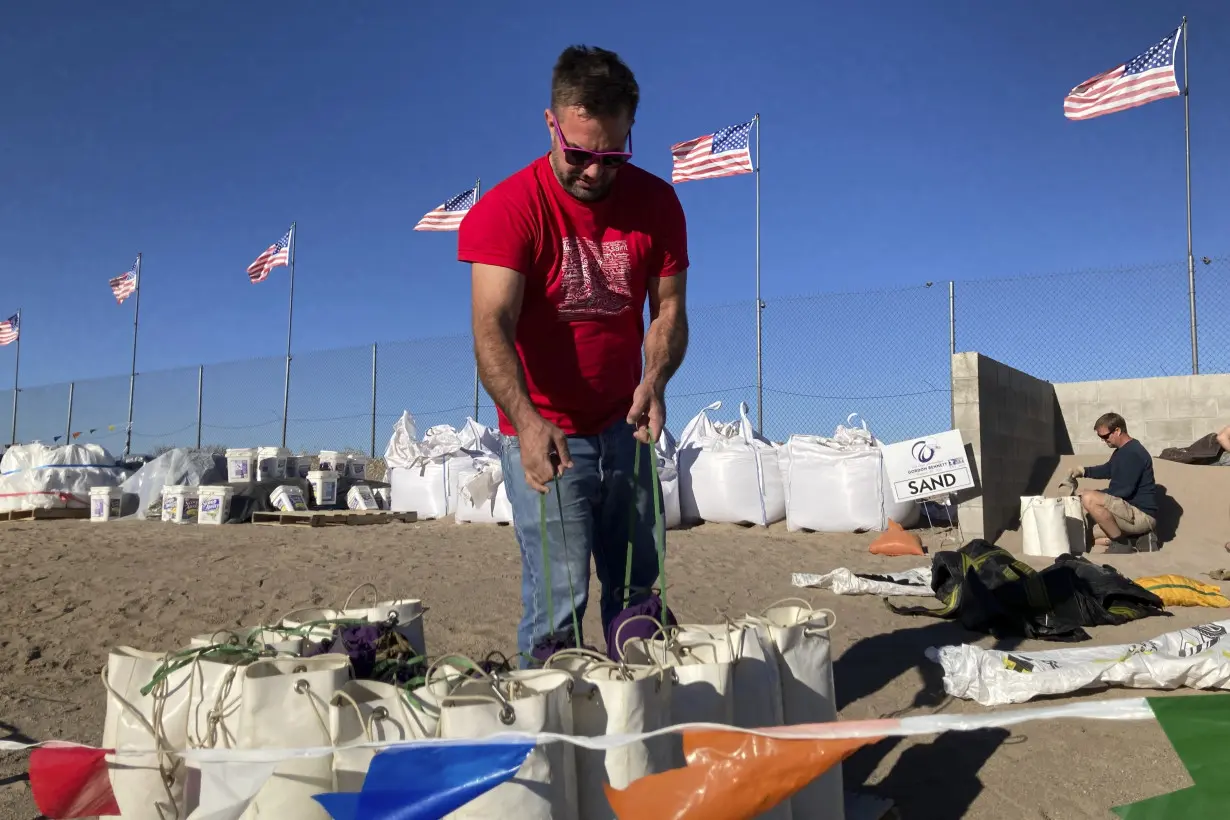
[605,592,676,662]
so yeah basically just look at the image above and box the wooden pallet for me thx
[251,509,418,527]
[0,507,90,522]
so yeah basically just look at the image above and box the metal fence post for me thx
[370,343,378,458]
[948,281,956,430]
[196,365,204,449]
[65,382,74,444]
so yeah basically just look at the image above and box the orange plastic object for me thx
[604,729,878,820]
[868,519,924,556]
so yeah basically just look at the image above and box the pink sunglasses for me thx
[551,117,633,168]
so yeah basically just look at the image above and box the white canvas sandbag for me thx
[237,655,350,819]
[680,622,785,729]
[622,631,736,730]
[329,679,441,792]
[677,400,785,526]
[101,646,252,820]
[1020,496,1076,557]
[278,584,426,657]
[188,626,304,656]
[676,622,791,820]
[455,458,514,524]
[545,650,674,820]
[745,601,843,820]
[438,668,577,820]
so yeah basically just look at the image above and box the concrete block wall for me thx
[952,352,1062,542]
[1053,374,1230,455]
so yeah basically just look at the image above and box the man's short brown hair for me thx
[1094,412,1127,434]
[551,45,639,120]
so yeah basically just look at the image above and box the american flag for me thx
[0,313,18,346]
[247,229,292,284]
[671,120,756,183]
[414,186,477,232]
[1064,28,1181,121]
[109,257,139,305]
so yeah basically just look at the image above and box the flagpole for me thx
[753,113,763,434]
[1181,17,1197,374]
[281,222,297,448]
[123,253,142,457]
[471,178,482,422]
[9,308,20,446]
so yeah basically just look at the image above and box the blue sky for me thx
[2,1,1228,451]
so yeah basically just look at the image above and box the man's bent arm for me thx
[643,272,688,390]
[471,263,540,430]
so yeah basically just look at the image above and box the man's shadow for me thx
[835,619,1024,817]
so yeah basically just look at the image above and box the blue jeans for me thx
[501,420,663,662]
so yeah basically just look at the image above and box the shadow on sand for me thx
[836,620,1026,818]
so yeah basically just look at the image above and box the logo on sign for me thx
[911,440,937,464]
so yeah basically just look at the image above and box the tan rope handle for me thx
[424,653,491,696]
[760,597,815,615]
[330,689,370,743]
[543,647,611,670]
[342,583,380,611]
[611,614,676,663]
[804,607,838,635]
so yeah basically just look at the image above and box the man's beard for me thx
[550,154,612,202]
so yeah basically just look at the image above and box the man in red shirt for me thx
[458,45,689,662]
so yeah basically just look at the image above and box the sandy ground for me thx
[2,453,1230,819]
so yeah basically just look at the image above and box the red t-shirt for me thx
[458,155,689,436]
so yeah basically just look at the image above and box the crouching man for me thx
[1068,412,1159,553]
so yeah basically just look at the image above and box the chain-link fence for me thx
[0,256,1225,454]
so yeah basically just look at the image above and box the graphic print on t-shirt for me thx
[556,237,633,320]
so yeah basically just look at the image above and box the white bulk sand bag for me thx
[782,415,920,533]
[385,412,481,519]
[1020,496,1083,557]
[655,430,682,530]
[0,442,123,512]
[677,401,785,527]
[455,457,514,524]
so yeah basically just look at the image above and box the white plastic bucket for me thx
[307,470,338,507]
[162,485,199,524]
[270,485,308,513]
[318,450,347,474]
[284,455,300,481]
[373,487,391,510]
[347,455,368,479]
[226,448,257,483]
[257,447,290,481]
[295,457,312,479]
[198,486,234,525]
[90,487,121,522]
[346,484,379,510]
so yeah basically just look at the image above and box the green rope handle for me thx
[622,440,667,616]
[140,643,261,697]
[539,483,582,650]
